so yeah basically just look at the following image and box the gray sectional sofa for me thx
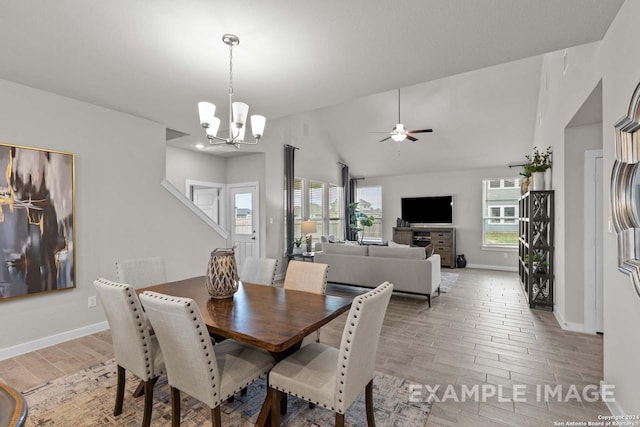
[315,243,441,307]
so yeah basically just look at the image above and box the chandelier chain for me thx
[228,42,234,96]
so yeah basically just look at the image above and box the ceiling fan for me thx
[374,89,433,142]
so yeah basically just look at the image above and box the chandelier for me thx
[197,34,266,149]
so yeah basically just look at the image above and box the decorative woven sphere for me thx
[204,248,239,298]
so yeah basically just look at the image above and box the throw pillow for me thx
[425,244,433,258]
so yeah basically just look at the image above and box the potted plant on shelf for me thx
[292,236,304,254]
[523,252,548,274]
[523,146,552,191]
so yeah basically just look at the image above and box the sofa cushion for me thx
[320,235,336,243]
[369,245,426,260]
[324,243,368,256]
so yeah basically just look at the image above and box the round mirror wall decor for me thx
[611,80,640,298]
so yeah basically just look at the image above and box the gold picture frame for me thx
[0,142,76,301]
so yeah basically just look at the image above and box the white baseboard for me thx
[600,381,638,426]
[0,321,110,361]
[553,309,593,334]
[466,263,518,272]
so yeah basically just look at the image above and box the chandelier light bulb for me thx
[251,115,266,138]
[205,117,221,138]
[232,102,249,127]
[198,102,216,128]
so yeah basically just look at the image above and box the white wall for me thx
[0,79,227,355]
[599,0,640,416]
[563,123,602,324]
[365,165,520,271]
[533,0,640,414]
[259,112,343,274]
[165,146,226,192]
[532,42,602,331]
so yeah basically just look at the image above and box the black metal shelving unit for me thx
[518,191,554,309]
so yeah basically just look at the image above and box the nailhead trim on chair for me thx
[271,282,391,415]
[335,282,390,409]
[270,384,337,412]
[142,292,219,398]
[141,292,273,406]
[271,259,279,285]
[95,278,165,377]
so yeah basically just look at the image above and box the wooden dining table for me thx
[137,276,353,426]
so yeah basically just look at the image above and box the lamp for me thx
[197,33,266,149]
[391,124,407,142]
[301,220,317,253]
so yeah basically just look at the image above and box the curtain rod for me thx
[284,144,299,150]
[508,161,528,168]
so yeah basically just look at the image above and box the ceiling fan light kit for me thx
[376,88,433,143]
[197,33,266,149]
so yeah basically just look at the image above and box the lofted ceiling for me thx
[0,0,624,175]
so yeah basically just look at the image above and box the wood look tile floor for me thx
[0,268,608,426]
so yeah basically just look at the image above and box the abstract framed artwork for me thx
[0,142,75,301]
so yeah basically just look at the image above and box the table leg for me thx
[254,340,303,426]
[255,387,273,426]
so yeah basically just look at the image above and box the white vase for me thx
[544,168,552,190]
[532,172,545,191]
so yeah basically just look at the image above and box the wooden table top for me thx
[138,276,353,353]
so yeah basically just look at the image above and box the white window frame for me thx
[288,178,346,246]
[487,205,518,224]
[355,185,383,242]
[482,177,520,249]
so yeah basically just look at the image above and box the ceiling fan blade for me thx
[407,129,433,134]
[379,136,392,142]
[406,135,418,142]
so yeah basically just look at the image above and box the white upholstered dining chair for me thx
[115,256,166,288]
[93,278,165,427]
[283,261,329,342]
[239,257,278,285]
[283,260,328,294]
[139,291,275,427]
[268,281,393,427]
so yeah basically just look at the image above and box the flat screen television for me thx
[401,196,453,224]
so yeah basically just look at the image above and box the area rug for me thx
[24,358,430,426]
[439,272,459,293]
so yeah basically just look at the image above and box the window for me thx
[504,206,516,223]
[293,178,304,239]
[286,179,345,248]
[482,177,520,247]
[487,206,517,224]
[356,185,383,242]
[308,181,324,237]
[328,184,344,240]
